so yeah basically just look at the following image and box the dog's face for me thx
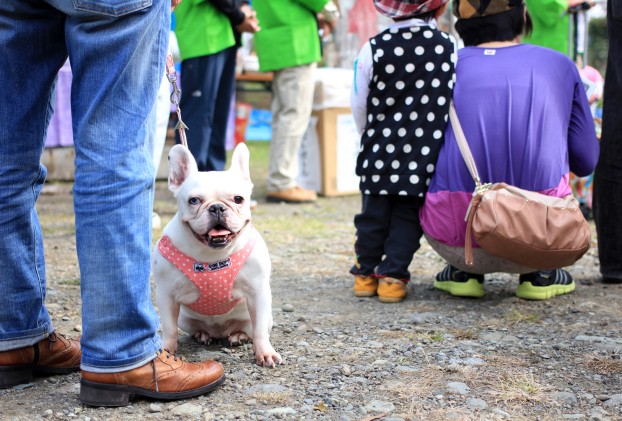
[167,143,253,249]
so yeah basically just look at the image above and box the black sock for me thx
[436,264,484,283]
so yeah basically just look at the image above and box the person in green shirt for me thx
[253,0,330,203]
[174,1,259,171]
[524,0,593,56]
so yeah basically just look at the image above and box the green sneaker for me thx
[516,269,575,300]
[434,265,485,298]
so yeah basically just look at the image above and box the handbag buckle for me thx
[474,180,493,196]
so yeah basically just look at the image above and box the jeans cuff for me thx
[80,337,161,373]
[0,324,52,352]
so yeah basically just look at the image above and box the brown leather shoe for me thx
[266,186,317,203]
[0,332,81,388]
[80,350,225,407]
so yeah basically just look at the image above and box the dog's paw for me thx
[162,338,179,354]
[253,342,283,368]
[228,332,250,346]
[193,330,213,346]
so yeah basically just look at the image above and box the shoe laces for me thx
[47,332,70,351]
[159,348,179,362]
[48,332,58,350]
[153,349,180,392]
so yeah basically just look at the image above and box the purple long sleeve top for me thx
[420,44,599,247]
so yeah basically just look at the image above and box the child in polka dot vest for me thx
[350,0,456,303]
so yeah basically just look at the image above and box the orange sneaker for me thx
[377,278,407,303]
[353,275,378,297]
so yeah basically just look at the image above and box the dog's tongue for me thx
[208,228,231,237]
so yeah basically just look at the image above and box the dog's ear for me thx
[168,144,198,194]
[228,143,251,182]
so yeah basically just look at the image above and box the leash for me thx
[166,53,188,147]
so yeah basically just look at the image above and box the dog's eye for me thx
[188,197,201,206]
[233,196,244,204]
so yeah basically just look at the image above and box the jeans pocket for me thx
[73,0,153,17]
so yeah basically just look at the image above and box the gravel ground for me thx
[1,175,621,421]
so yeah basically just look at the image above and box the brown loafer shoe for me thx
[80,349,225,407]
[266,186,317,203]
[0,332,81,389]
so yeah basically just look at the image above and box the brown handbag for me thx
[449,102,591,269]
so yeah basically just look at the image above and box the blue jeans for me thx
[0,0,169,372]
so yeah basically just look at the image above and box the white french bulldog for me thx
[153,143,282,367]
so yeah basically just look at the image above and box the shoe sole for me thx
[434,279,485,298]
[378,296,404,303]
[79,374,225,407]
[515,281,576,300]
[0,365,33,389]
[354,290,377,297]
[0,365,80,389]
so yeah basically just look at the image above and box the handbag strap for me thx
[449,101,485,267]
[449,101,481,186]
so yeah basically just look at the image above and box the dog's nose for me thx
[208,203,226,216]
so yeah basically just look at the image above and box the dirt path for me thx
[1,176,621,421]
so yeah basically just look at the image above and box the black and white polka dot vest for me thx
[357,24,456,196]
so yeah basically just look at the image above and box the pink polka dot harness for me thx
[157,227,257,315]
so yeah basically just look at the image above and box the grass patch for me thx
[59,278,81,286]
[252,391,291,405]
[487,371,554,405]
[377,329,446,343]
[238,141,270,197]
[40,213,76,236]
[254,214,326,238]
[382,365,477,419]
[505,309,541,325]
[484,354,529,369]
[586,356,622,373]
[244,141,271,169]
[450,328,478,340]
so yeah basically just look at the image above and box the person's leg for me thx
[178,49,230,172]
[0,0,82,389]
[206,45,238,172]
[593,135,622,284]
[375,196,424,281]
[351,195,390,276]
[61,0,225,406]
[593,2,622,284]
[266,64,317,201]
[374,197,424,303]
[60,0,168,371]
[0,0,67,351]
[350,195,389,297]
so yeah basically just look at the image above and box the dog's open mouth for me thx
[205,225,235,248]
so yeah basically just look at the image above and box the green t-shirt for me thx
[524,0,569,55]
[253,0,329,72]
[174,0,235,60]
